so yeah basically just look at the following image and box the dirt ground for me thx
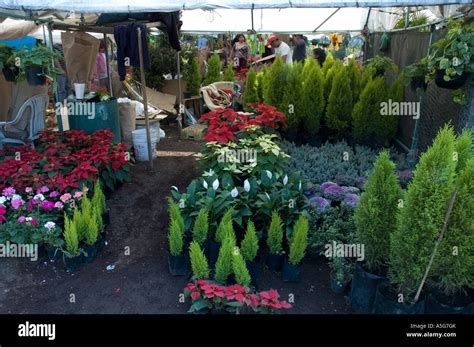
[0,124,351,314]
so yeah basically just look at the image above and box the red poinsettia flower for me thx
[225,285,248,302]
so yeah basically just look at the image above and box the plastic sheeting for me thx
[0,0,472,13]
[0,18,37,39]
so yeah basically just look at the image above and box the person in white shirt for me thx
[266,35,293,64]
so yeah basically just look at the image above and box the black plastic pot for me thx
[265,253,283,272]
[83,242,100,263]
[97,233,107,252]
[168,253,188,276]
[282,259,301,282]
[349,262,386,313]
[183,91,193,99]
[372,283,425,314]
[330,271,350,294]
[435,69,468,90]
[426,290,474,314]
[25,66,46,86]
[206,239,220,269]
[2,66,19,82]
[246,260,261,288]
[63,254,83,272]
[45,245,61,262]
[102,211,110,227]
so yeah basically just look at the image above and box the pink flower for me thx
[54,202,64,209]
[40,200,55,210]
[25,187,33,193]
[2,187,15,197]
[18,216,26,223]
[39,186,49,193]
[73,191,83,199]
[11,198,25,209]
[49,191,60,198]
[60,193,72,203]
[30,217,38,226]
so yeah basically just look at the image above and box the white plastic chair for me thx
[0,94,48,147]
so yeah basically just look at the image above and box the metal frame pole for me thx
[176,51,183,136]
[137,26,154,170]
[313,8,341,32]
[46,23,63,131]
[103,34,114,97]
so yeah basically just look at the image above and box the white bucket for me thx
[132,128,158,161]
[136,122,162,144]
[74,83,85,100]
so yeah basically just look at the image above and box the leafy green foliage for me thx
[185,56,201,95]
[365,55,398,78]
[168,197,185,232]
[325,67,353,135]
[189,241,210,279]
[215,208,235,244]
[301,60,324,136]
[323,59,342,104]
[168,216,184,256]
[454,128,474,173]
[389,126,457,300]
[204,54,221,86]
[267,211,283,255]
[354,151,403,273]
[264,57,288,110]
[288,215,309,265]
[232,249,251,286]
[215,237,235,283]
[243,69,259,110]
[84,212,99,246]
[92,181,106,216]
[241,220,259,262]
[346,59,362,105]
[431,159,474,295]
[192,208,209,246]
[281,62,304,134]
[352,77,390,146]
[256,68,267,102]
[321,52,335,76]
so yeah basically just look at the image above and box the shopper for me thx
[313,48,327,67]
[92,40,109,89]
[266,35,293,64]
[231,34,250,71]
[292,34,306,63]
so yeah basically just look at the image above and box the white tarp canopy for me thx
[0,0,471,13]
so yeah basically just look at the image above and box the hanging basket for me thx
[25,66,46,86]
[435,69,468,90]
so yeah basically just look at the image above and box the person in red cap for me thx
[266,35,293,64]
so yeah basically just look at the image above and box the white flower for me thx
[243,179,251,192]
[203,180,208,189]
[265,192,270,200]
[266,170,272,179]
[231,187,239,198]
[203,169,215,177]
[33,193,45,201]
[170,186,178,192]
[11,194,22,201]
[44,221,56,231]
[283,174,288,186]
[0,197,6,204]
[298,180,302,191]
[25,217,32,222]
[212,179,220,190]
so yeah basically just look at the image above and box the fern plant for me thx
[354,150,403,273]
[241,220,259,262]
[189,241,210,279]
[288,215,309,265]
[267,211,284,255]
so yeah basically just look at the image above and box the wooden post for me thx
[176,51,183,137]
[103,34,114,97]
[137,26,154,170]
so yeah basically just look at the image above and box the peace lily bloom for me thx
[231,187,239,198]
[265,192,270,200]
[265,170,272,179]
[283,175,288,186]
[203,180,208,189]
[170,186,179,192]
[203,169,215,177]
[243,179,250,192]
[212,179,219,190]
[298,180,302,191]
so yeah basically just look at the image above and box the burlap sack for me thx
[61,31,99,87]
[118,101,137,148]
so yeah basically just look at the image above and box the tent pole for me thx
[313,8,341,32]
[137,26,154,170]
[404,7,410,29]
[251,4,255,32]
[177,51,183,137]
[46,23,62,132]
[103,33,113,97]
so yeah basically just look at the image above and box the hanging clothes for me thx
[114,23,150,81]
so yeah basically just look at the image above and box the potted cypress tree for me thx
[209,208,234,268]
[265,211,284,272]
[242,69,258,111]
[428,131,474,313]
[189,241,210,280]
[215,237,235,284]
[184,56,201,98]
[80,195,101,263]
[167,199,187,276]
[281,62,303,139]
[241,220,260,287]
[264,57,288,110]
[192,208,209,250]
[350,150,403,312]
[62,215,84,272]
[283,215,309,282]
[222,65,235,82]
[325,68,353,137]
[204,54,221,86]
[232,249,251,287]
[380,126,457,314]
[301,59,324,140]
